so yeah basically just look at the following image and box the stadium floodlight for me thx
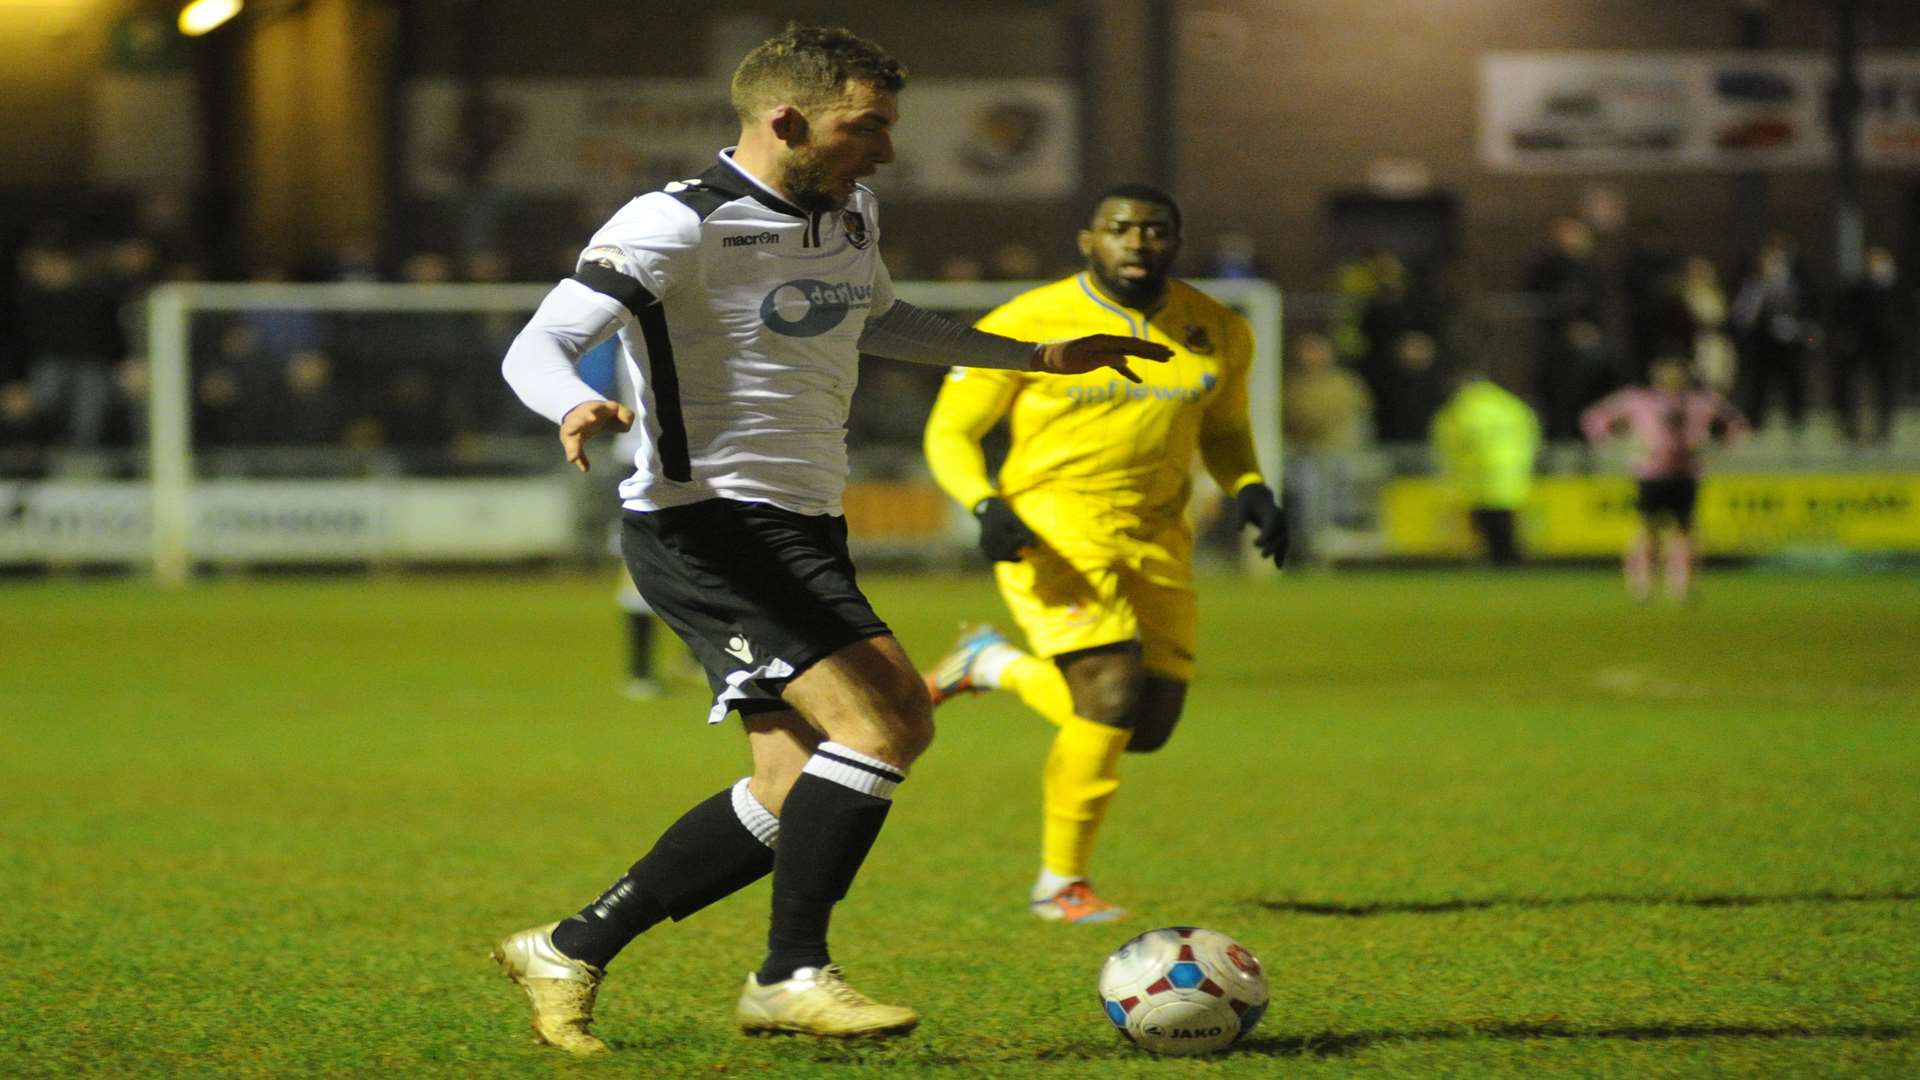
[178,0,241,36]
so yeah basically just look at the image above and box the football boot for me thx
[923,624,1011,706]
[1031,880,1128,924]
[491,922,609,1055]
[735,964,920,1037]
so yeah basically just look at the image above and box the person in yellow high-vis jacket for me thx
[1429,371,1540,565]
[920,184,1287,923]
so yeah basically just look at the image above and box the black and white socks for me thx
[546,741,908,985]
[551,778,779,970]
[756,742,906,985]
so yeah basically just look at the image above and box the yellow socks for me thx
[1040,716,1132,880]
[995,651,1128,881]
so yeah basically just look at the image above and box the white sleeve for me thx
[503,192,702,426]
[577,192,699,307]
[500,279,627,426]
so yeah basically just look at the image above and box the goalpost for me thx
[143,279,1281,585]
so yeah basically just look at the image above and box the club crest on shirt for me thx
[1183,324,1214,355]
[841,209,871,250]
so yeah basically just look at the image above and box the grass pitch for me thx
[3,568,1916,1078]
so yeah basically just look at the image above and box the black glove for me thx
[973,496,1039,562]
[1235,483,1290,567]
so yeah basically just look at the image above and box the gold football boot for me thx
[735,964,920,1037]
[491,922,609,1055]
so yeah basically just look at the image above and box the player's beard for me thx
[780,145,847,214]
[1091,260,1170,311]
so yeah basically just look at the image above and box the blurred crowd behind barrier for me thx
[2,197,1918,566]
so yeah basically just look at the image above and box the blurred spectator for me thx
[1538,318,1617,442]
[132,190,204,281]
[1203,232,1264,279]
[1352,251,1418,402]
[1622,219,1685,381]
[1525,217,1608,438]
[195,322,271,446]
[113,359,150,448]
[1283,332,1372,451]
[1730,232,1811,433]
[1372,330,1448,444]
[361,251,464,454]
[461,248,541,438]
[1281,331,1371,558]
[1830,246,1910,445]
[376,367,456,450]
[1680,256,1736,396]
[878,240,917,281]
[463,249,513,284]
[99,234,169,450]
[275,351,353,447]
[241,263,330,361]
[987,241,1042,282]
[1334,250,1452,400]
[1429,369,1540,566]
[1582,355,1748,603]
[313,234,383,283]
[15,226,126,448]
[937,253,985,282]
[1526,216,1606,328]
[1,378,45,455]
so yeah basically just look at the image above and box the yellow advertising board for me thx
[1383,474,1920,557]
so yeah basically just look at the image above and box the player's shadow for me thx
[1234,1020,1916,1059]
[1256,888,1920,917]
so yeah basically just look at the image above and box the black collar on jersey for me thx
[712,149,811,221]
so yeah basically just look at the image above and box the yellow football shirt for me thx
[923,273,1264,538]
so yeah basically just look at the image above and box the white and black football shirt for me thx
[572,149,891,517]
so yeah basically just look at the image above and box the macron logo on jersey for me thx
[723,231,780,248]
[1067,373,1217,404]
[760,279,875,338]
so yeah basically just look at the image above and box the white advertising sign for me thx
[1480,51,1920,172]
[0,480,575,564]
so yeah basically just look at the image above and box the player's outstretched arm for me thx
[558,400,634,473]
[1032,335,1174,384]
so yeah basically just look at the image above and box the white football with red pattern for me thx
[1097,926,1269,1056]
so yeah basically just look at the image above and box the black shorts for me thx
[1637,476,1699,529]
[620,499,891,721]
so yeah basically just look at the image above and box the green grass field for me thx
[3,568,1917,1078]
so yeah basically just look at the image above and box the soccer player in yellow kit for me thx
[921,184,1288,923]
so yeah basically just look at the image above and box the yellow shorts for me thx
[993,493,1197,682]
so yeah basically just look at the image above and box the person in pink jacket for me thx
[1581,356,1749,602]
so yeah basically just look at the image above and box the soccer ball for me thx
[1097,926,1269,1056]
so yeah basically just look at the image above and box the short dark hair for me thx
[1087,183,1182,233]
[731,24,907,122]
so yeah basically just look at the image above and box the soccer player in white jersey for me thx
[492,24,1171,1054]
